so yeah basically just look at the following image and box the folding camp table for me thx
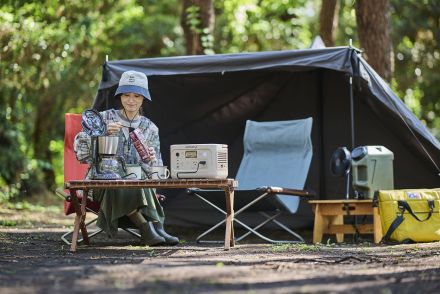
[64,178,238,252]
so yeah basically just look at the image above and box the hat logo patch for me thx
[128,75,136,83]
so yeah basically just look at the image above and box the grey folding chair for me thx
[188,118,314,243]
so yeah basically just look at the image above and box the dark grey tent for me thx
[93,47,440,228]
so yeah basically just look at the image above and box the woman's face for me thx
[120,92,144,114]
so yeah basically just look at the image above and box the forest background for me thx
[0,0,439,201]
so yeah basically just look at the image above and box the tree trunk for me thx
[319,0,340,47]
[32,93,61,191]
[181,0,214,55]
[356,0,393,82]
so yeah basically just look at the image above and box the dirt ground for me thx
[1,205,440,294]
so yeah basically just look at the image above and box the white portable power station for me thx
[170,144,228,179]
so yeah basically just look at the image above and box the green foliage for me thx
[49,139,64,186]
[5,201,61,213]
[101,1,183,59]
[0,110,24,185]
[271,243,322,252]
[1,1,108,194]
[335,0,359,47]
[0,0,183,199]
[0,220,17,227]
[390,0,440,138]
[186,5,202,34]
[185,5,214,54]
[323,0,439,138]
[214,0,319,53]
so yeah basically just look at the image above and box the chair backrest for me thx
[235,118,313,213]
[63,113,93,215]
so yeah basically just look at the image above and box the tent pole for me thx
[348,74,355,200]
[348,43,356,150]
[349,75,355,149]
[347,42,356,201]
[318,70,326,199]
[105,55,109,110]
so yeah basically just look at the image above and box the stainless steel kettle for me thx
[98,136,119,155]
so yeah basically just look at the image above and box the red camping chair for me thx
[59,113,103,245]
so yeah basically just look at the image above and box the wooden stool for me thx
[309,200,382,244]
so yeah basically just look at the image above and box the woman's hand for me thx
[107,122,123,135]
[147,147,157,163]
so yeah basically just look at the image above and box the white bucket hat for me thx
[114,70,151,100]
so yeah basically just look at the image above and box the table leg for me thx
[70,189,90,252]
[373,207,382,243]
[79,189,90,245]
[229,189,235,248]
[329,214,344,243]
[224,187,235,250]
[70,189,81,252]
[313,204,326,243]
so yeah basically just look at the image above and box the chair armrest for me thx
[188,187,316,197]
[262,186,316,197]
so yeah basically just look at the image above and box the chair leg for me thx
[191,190,304,244]
[61,207,103,245]
[62,225,144,246]
[260,212,305,242]
[192,192,229,215]
[61,217,103,245]
[192,191,229,244]
[192,190,269,243]
[234,218,290,243]
[196,218,227,243]
[239,214,305,243]
[196,217,275,244]
[198,212,305,244]
[62,224,144,245]
[235,212,281,241]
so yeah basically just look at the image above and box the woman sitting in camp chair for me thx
[74,70,179,246]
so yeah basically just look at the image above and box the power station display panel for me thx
[185,150,197,158]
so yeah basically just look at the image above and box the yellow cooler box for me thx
[378,188,440,242]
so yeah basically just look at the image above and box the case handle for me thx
[397,200,435,222]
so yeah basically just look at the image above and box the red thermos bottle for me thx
[129,128,151,162]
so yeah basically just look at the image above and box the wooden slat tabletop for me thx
[65,178,238,189]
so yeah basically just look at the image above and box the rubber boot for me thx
[154,222,179,246]
[128,211,165,246]
[139,222,166,246]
